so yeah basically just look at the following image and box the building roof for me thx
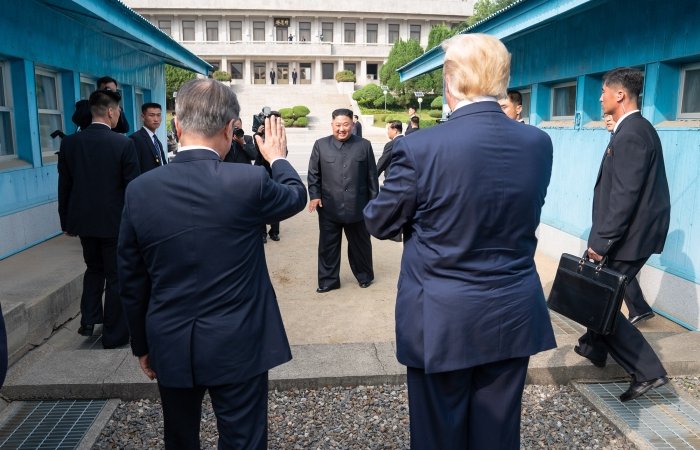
[36,0,211,74]
[397,0,599,81]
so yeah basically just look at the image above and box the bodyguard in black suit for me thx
[376,120,402,178]
[364,34,556,449]
[576,67,670,402]
[130,102,167,173]
[308,108,378,292]
[118,79,306,449]
[72,76,129,133]
[58,89,140,348]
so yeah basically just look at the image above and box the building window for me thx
[344,23,356,43]
[276,26,288,42]
[299,22,311,42]
[182,20,195,41]
[158,20,172,37]
[253,62,266,84]
[366,23,378,44]
[679,63,700,118]
[345,63,356,74]
[230,62,243,79]
[410,24,421,42]
[229,21,242,41]
[253,21,266,41]
[79,76,96,100]
[519,89,531,123]
[206,21,219,41]
[35,68,63,155]
[388,24,400,44]
[551,81,576,119]
[0,61,15,158]
[206,61,220,73]
[322,63,334,80]
[321,22,333,42]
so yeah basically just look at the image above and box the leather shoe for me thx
[316,283,340,293]
[574,345,606,368]
[78,324,94,336]
[619,376,668,402]
[629,311,655,326]
[359,281,372,288]
[269,234,280,242]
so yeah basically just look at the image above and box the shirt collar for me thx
[178,145,220,157]
[142,126,157,139]
[613,109,639,133]
[453,96,499,112]
[90,122,111,129]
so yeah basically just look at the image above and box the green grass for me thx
[359,107,441,128]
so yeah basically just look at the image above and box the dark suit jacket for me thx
[377,135,402,178]
[58,123,140,237]
[118,149,307,388]
[589,112,670,260]
[352,121,363,138]
[223,135,257,164]
[72,100,130,133]
[307,134,378,223]
[130,127,166,173]
[364,101,556,373]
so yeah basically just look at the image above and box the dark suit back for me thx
[589,112,670,260]
[364,102,556,373]
[58,123,140,237]
[130,127,163,173]
[118,150,307,388]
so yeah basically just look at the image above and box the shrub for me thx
[293,117,309,127]
[372,92,397,109]
[430,96,443,109]
[283,118,295,127]
[335,70,356,82]
[352,84,383,106]
[292,105,310,117]
[429,109,443,118]
[279,108,294,119]
[213,70,231,82]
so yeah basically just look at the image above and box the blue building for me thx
[399,0,700,330]
[0,0,209,259]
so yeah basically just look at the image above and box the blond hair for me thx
[442,33,511,101]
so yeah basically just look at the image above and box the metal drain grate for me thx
[0,400,107,449]
[581,382,700,449]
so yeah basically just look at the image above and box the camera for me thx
[232,127,245,139]
[252,106,281,135]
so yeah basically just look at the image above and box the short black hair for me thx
[388,120,403,133]
[97,76,118,89]
[354,114,359,119]
[332,108,353,120]
[89,89,121,116]
[410,116,420,125]
[506,90,522,106]
[141,102,162,113]
[604,67,643,103]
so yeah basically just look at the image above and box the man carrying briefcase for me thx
[574,67,670,402]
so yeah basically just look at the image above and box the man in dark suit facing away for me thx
[118,79,307,449]
[58,89,140,348]
[130,102,167,173]
[364,34,556,449]
[575,67,670,402]
[72,76,130,133]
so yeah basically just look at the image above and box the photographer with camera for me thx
[223,118,257,164]
[253,107,287,242]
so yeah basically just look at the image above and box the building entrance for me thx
[277,63,289,84]
[253,63,266,84]
[300,63,312,84]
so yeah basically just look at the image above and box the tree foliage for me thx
[380,39,432,107]
[213,70,231,82]
[165,65,196,107]
[352,84,383,106]
[426,24,455,51]
[467,0,519,27]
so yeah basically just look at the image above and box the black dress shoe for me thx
[78,324,94,336]
[359,281,372,288]
[269,234,280,241]
[619,376,668,402]
[316,283,340,293]
[629,311,655,326]
[573,345,606,368]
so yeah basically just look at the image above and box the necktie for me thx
[153,134,166,165]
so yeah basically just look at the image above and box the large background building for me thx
[124,0,474,85]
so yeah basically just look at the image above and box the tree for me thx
[165,65,196,109]
[468,0,519,27]
[380,39,429,107]
[426,24,455,51]
[213,70,231,82]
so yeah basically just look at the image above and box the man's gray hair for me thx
[175,79,240,137]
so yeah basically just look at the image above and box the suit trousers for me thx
[158,371,268,450]
[577,257,666,382]
[624,276,653,319]
[407,357,529,450]
[78,236,129,348]
[317,214,373,287]
[262,222,280,237]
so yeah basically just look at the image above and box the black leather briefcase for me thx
[547,253,628,335]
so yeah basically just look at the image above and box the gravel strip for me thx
[93,381,649,449]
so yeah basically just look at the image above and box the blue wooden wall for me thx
[0,0,167,258]
[503,0,700,285]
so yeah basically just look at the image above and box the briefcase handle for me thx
[578,251,607,273]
